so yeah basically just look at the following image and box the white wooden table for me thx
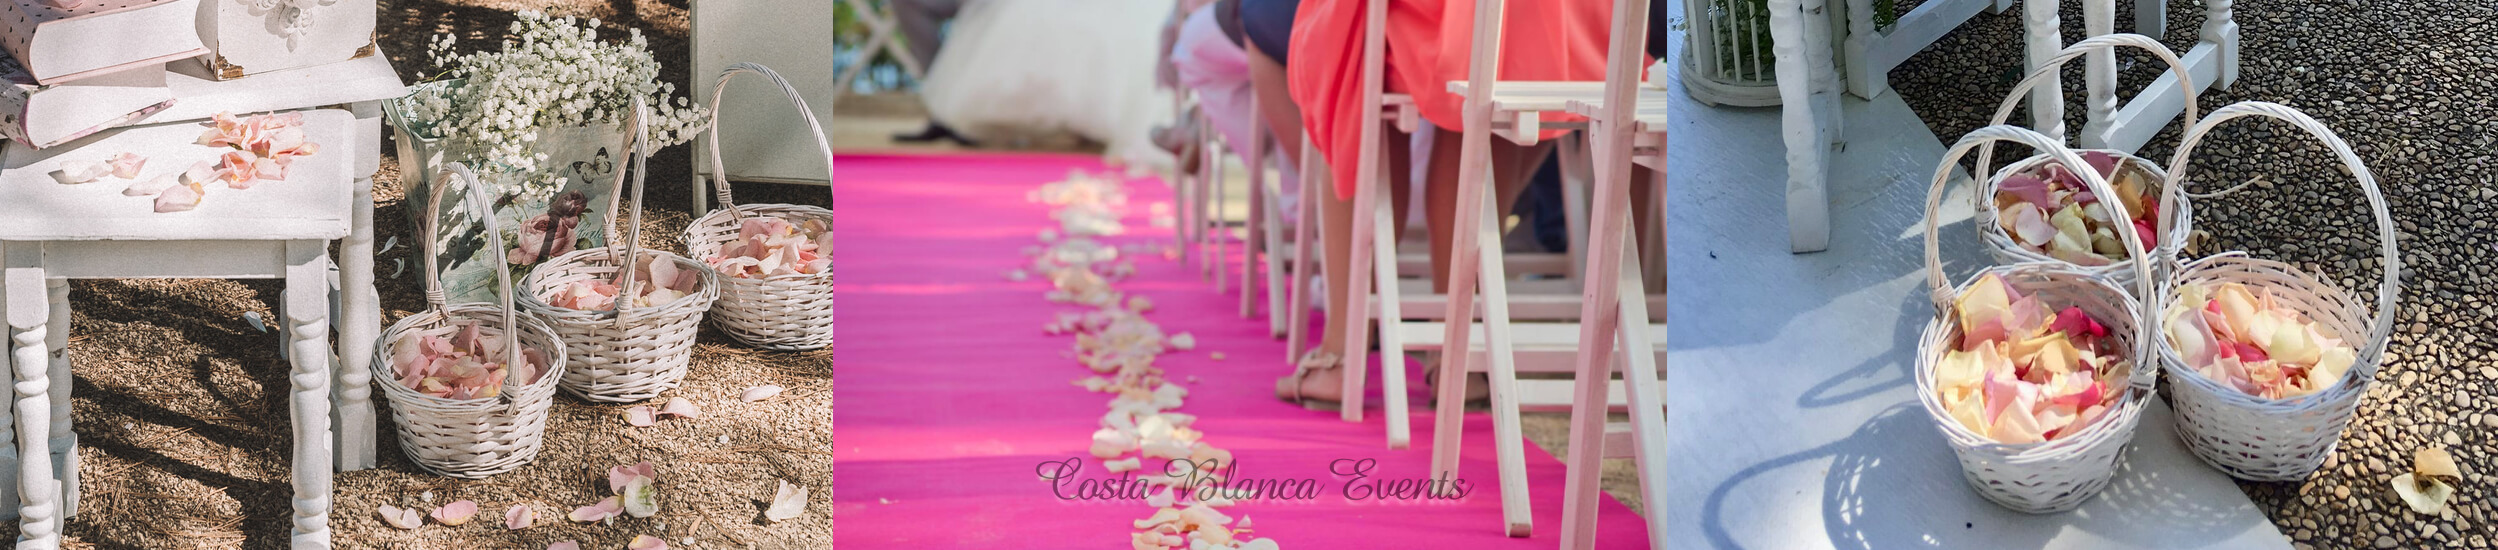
[0,55,403,549]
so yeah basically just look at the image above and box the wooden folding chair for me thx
[1324,0,1416,444]
[1554,1,1666,545]
[833,0,928,98]
[1428,0,1668,535]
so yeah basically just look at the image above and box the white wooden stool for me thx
[0,108,365,549]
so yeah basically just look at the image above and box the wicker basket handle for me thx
[423,163,525,372]
[593,100,656,329]
[2161,101,2400,364]
[1974,34,2200,190]
[702,62,836,222]
[1925,125,2159,376]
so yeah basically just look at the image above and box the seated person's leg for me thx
[1241,0,1344,404]
[1648,0,1668,60]
[891,0,979,146]
[1523,155,1569,253]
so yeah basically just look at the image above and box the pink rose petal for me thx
[154,183,203,213]
[179,161,219,186]
[628,535,668,550]
[2080,151,2118,179]
[624,406,656,427]
[431,500,477,526]
[505,504,534,529]
[567,496,623,522]
[1997,174,2058,209]
[547,542,580,550]
[107,152,145,179]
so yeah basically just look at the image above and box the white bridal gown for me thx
[920,0,1177,170]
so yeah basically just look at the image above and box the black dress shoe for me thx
[892,122,979,147]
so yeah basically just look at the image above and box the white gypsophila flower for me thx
[404,10,712,202]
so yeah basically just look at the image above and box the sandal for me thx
[1151,116,1204,176]
[1275,349,1344,411]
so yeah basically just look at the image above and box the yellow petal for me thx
[1955,274,2014,338]
[2214,283,2262,341]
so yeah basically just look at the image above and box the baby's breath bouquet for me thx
[401,10,710,202]
[387,10,710,303]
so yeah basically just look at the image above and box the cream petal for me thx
[659,396,703,419]
[2393,473,2455,515]
[122,173,179,197]
[378,504,423,530]
[765,480,809,523]
[741,385,785,402]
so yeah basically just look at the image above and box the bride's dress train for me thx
[920,0,1176,170]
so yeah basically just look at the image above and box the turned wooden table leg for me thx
[7,262,59,550]
[332,176,380,472]
[42,281,71,520]
[0,254,20,522]
[284,241,334,549]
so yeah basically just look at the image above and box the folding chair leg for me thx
[1208,119,1228,291]
[1339,157,1381,424]
[1286,140,1321,363]
[1242,140,1264,319]
[1368,145,1411,449]
[1173,96,1196,266]
[1608,224,1669,543]
[1432,100,1532,536]
[1261,155,1290,337]
[1482,172,1536,534]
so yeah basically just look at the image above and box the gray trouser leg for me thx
[893,0,966,67]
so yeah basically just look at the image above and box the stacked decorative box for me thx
[0,0,398,547]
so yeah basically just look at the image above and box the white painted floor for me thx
[1661,3,2291,547]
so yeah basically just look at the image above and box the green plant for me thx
[1704,0,1899,82]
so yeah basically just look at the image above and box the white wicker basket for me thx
[1916,125,2161,513]
[682,63,836,351]
[2154,101,2399,481]
[520,102,723,402]
[1971,34,2202,292]
[377,164,571,479]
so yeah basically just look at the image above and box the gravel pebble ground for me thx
[1887,0,2498,547]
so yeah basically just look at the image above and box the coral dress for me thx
[1285,0,1622,200]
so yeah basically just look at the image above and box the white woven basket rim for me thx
[374,304,571,408]
[2155,256,2380,412]
[2149,100,2401,411]
[682,205,839,283]
[1975,152,2195,279]
[1914,264,2155,459]
[517,247,724,323]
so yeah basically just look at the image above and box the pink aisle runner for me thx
[832,152,1652,548]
